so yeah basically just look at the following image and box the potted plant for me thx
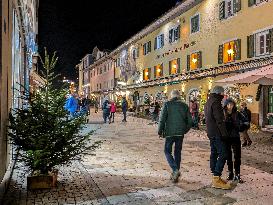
[8,49,101,189]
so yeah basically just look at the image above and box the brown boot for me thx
[212,176,232,190]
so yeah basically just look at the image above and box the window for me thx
[99,83,101,89]
[256,31,270,56]
[218,39,241,64]
[169,59,180,75]
[249,0,269,7]
[169,25,180,43]
[190,14,200,34]
[132,47,139,60]
[97,68,99,75]
[97,84,99,90]
[154,34,164,49]
[143,41,151,55]
[104,65,106,72]
[91,72,92,78]
[100,68,102,74]
[154,64,163,79]
[93,70,95,76]
[219,0,241,20]
[143,68,151,81]
[187,51,202,71]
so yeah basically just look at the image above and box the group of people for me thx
[158,86,252,189]
[64,93,91,119]
[101,96,128,123]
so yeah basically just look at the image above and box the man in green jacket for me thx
[158,89,192,183]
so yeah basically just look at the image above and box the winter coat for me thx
[102,100,110,114]
[110,102,116,113]
[240,107,251,129]
[158,97,192,138]
[121,99,128,112]
[66,96,78,113]
[224,110,244,139]
[204,93,229,140]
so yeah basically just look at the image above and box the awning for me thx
[216,64,273,85]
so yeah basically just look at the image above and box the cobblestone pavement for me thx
[2,110,273,205]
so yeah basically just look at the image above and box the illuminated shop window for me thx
[169,58,180,75]
[218,39,241,64]
[143,68,151,81]
[224,41,235,63]
[154,64,163,79]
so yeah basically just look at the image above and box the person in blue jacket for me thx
[121,96,128,122]
[65,93,78,118]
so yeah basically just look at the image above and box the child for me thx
[223,98,244,183]
[109,101,116,123]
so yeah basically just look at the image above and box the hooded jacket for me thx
[204,93,229,140]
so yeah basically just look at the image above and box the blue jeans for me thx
[164,136,184,172]
[122,110,127,121]
[209,136,228,176]
[103,112,110,123]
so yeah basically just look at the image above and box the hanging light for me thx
[192,58,197,64]
[227,43,234,55]
[145,71,149,76]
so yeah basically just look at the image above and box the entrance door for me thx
[268,86,273,125]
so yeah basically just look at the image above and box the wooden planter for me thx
[27,170,58,190]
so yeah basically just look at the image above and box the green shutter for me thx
[148,41,151,52]
[197,51,202,69]
[247,35,255,58]
[143,69,145,80]
[176,25,181,40]
[234,39,241,60]
[248,0,256,7]
[148,68,151,80]
[177,58,181,73]
[169,30,173,43]
[154,37,157,50]
[161,64,163,77]
[219,1,225,20]
[218,44,224,64]
[234,0,241,13]
[143,45,145,55]
[270,29,273,53]
[161,34,164,47]
[187,55,190,71]
[169,61,172,75]
[154,66,157,79]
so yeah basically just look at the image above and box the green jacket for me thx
[158,97,192,137]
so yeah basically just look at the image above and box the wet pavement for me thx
[2,110,273,205]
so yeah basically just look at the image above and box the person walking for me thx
[223,98,244,183]
[190,98,199,129]
[109,101,116,123]
[121,96,128,122]
[158,90,192,183]
[153,101,160,123]
[94,98,99,113]
[102,97,110,123]
[240,102,252,146]
[204,86,231,190]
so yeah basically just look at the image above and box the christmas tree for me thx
[8,49,101,175]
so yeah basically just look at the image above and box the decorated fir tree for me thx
[8,49,101,175]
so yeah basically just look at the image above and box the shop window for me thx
[190,14,200,34]
[249,0,270,7]
[169,25,180,43]
[218,39,241,64]
[143,68,151,81]
[154,64,163,79]
[154,34,164,50]
[187,51,202,71]
[219,0,241,20]
[143,41,151,55]
[169,58,180,75]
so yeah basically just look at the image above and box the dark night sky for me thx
[38,0,178,81]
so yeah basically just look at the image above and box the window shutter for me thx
[248,0,256,7]
[177,25,181,40]
[169,30,173,43]
[143,45,146,55]
[197,51,202,69]
[234,0,241,13]
[234,39,241,60]
[219,1,225,20]
[154,66,157,79]
[154,37,157,50]
[169,61,172,75]
[270,29,273,53]
[148,68,151,80]
[160,64,163,77]
[148,41,151,53]
[218,44,224,64]
[247,35,255,58]
[187,55,190,71]
[143,70,145,80]
[177,58,181,73]
[161,34,164,47]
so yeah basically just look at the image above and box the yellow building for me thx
[104,0,273,126]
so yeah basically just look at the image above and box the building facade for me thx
[0,0,39,194]
[80,0,273,125]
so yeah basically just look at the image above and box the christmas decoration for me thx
[8,49,101,177]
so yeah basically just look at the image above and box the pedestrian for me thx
[204,85,231,190]
[190,98,199,129]
[65,93,78,118]
[109,101,116,123]
[121,96,128,122]
[158,90,192,183]
[223,98,244,183]
[94,98,99,113]
[240,102,252,146]
[79,95,90,122]
[102,97,110,123]
[153,101,160,123]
